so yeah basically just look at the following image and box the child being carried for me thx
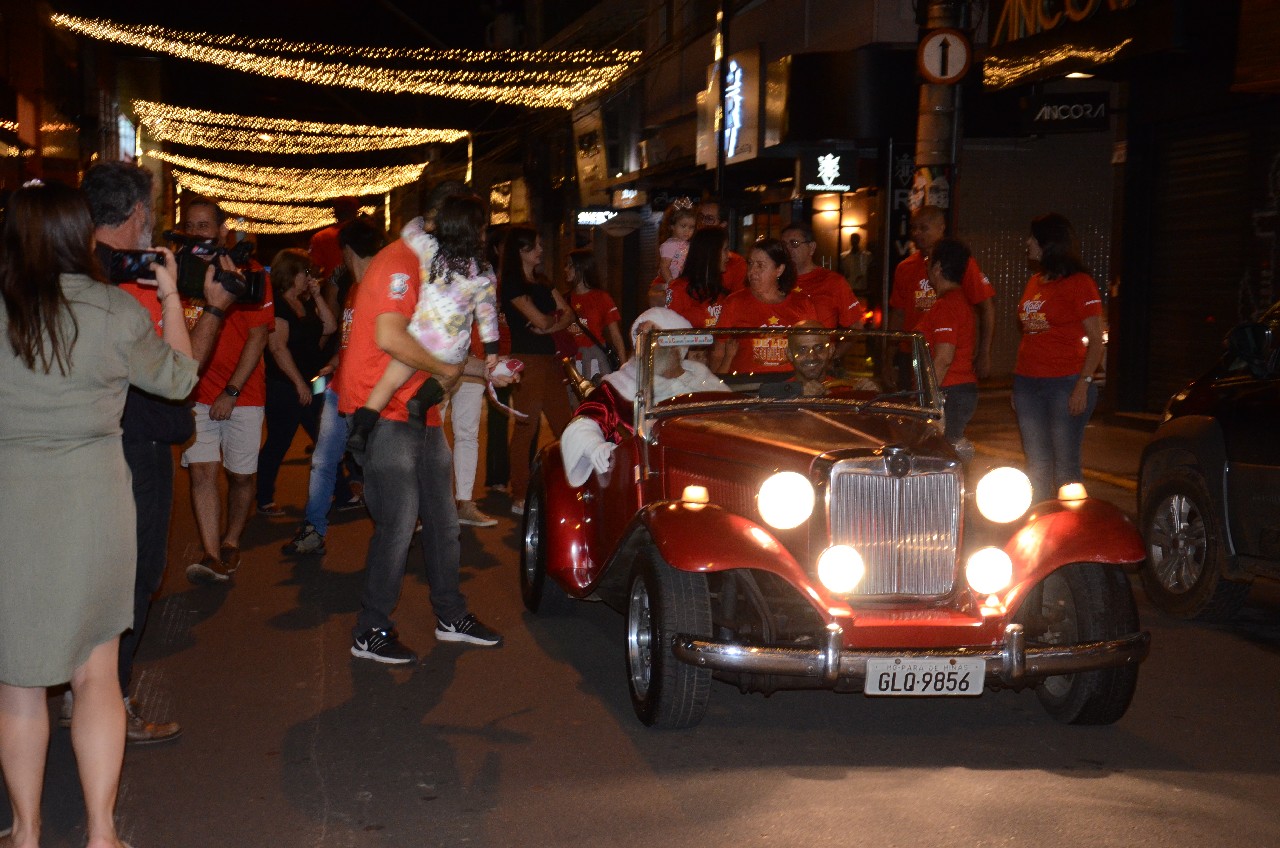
[347,196,500,451]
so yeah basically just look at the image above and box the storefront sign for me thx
[990,0,1139,48]
[577,210,617,226]
[612,188,648,209]
[983,0,1174,89]
[1027,92,1111,133]
[696,48,761,167]
[801,151,854,193]
[573,104,611,206]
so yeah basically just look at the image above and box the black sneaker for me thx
[435,613,503,647]
[406,377,445,428]
[351,628,417,664]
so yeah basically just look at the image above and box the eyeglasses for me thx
[784,239,811,248]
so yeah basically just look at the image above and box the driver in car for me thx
[764,323,881,399]
[561,307,729,486]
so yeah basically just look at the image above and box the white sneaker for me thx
[457,501,498,527]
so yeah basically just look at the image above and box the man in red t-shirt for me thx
[335,202,516,665]
[308,197,359,281]
[916,238,979,451]
[888,206,996,378]
[782,223,865,329]
[179,201,276,586]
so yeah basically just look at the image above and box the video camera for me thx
[163,230,266,304]
[104,249,165,284]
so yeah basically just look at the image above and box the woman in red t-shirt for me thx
[566,248,625,381]
[711,238,818,374]
[1013,213,1105,502]
[666,227,730,330]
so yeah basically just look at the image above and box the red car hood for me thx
[654,406,950,471]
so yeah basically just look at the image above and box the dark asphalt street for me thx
[7,402,1280,848]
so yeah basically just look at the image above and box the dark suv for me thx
[1138,305,1280,620]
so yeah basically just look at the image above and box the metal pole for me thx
[714,0,730,198]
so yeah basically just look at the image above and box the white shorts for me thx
[181,403,265,475]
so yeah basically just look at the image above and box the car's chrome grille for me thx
[827,457,960,597]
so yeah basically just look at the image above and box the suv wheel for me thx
[1140,469,1249,621]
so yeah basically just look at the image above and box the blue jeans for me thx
[353,419,467,637]
[304,387,349,535]
[941,382,978,442]
[1012,374,1098,503]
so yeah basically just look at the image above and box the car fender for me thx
[535,447,598,598]
[1138,414,1228,529]
[595,502,840,623]
[1000,497,1144,615]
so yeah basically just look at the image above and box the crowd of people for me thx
[0,163,1105,846]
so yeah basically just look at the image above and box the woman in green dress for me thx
[0,180,199,848]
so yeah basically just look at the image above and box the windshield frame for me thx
[633,327,944,444]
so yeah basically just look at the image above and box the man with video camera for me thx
[177,200,275,586]
[80,161,235,744]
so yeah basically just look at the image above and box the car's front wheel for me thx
[625,549,712,728]
[1140,469,1249,621]
[1016,562,1141,725]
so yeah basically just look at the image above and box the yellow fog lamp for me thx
[681,485,710,511]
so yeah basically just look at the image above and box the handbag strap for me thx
[565,300,612,355]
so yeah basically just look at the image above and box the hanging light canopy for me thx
[53,14,642,109]
[132,100,466,154]
[148,150,428,202]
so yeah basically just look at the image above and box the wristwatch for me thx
[223,384,242,398]
[1079,375,1093,384]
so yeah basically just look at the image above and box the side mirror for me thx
[1226,322,1276,378]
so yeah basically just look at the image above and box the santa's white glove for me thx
[589,441,616,475]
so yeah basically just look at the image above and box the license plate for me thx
[864,657,985,697]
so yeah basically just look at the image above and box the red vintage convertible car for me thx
[521,326,1149,728]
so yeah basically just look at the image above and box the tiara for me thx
[671,197,694,210]
[22,178,44,189]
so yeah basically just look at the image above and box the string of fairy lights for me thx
[217,200,378,226]
[223,203,379,235]
[52,15,642,109]
[166,167,425,203]
[132,100,467,154]
[51,13,643,232]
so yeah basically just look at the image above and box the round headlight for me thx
[757,471,814,530]
[817,545,865,594]
[966,547,1014,595]
[975,466,1033,523]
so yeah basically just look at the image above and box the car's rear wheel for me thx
[1016,562,1141,725]
[519,475,569,614]
[625,549,712,728]
[1140,469,1249,621]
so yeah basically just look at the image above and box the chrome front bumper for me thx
[672,623,1151,688]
